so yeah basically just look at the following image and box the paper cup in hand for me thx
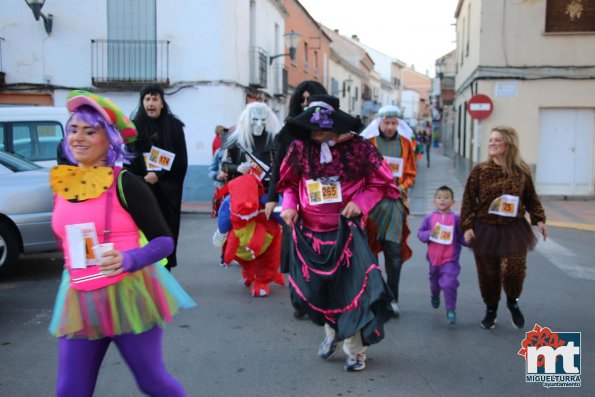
[92,243,114,274]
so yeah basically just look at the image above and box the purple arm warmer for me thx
[120,236,174,272]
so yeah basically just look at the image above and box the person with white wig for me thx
[221,102,281,181]
[361,105,416,318]
[212,102,282,256]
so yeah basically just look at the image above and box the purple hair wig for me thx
[62,105,132,166]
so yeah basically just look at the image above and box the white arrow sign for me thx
[469,103,492,111]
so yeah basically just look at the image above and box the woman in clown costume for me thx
[49,90,195,396]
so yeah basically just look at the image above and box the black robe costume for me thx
[126,113,188,270]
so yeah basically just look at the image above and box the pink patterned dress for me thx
[277,135,398,343]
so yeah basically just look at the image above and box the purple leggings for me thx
[56,327,185,397]
[429,260,461,311]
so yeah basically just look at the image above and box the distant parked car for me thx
[0,106,68,167]
[0,150,56,276]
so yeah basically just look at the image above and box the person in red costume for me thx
[219,173,284,297]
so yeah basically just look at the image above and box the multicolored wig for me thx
[62,105,132,166]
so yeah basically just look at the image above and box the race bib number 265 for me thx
[306,177,342,205]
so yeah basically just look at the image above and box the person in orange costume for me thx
[360,105,416,317]
[220,173,284,297]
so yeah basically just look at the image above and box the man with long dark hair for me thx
[126,84,188,270]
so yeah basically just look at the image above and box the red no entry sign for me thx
[467,94,493,120]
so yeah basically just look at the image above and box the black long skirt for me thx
[288,216,394,345]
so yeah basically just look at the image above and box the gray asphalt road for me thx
[1,214,593,397]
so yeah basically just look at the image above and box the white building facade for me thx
[0,0,289,200]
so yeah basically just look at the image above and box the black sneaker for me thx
[480,308,497,329]
[507,300,525,329]
[431,296,440,309]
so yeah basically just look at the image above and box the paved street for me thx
[1,150,594,396]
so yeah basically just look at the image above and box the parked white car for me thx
[0,106,68,167]
[0,150,56,276]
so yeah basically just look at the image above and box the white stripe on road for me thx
[536,237,595,281]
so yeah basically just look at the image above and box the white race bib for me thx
[384,156,404,178]
[429,222,454,245]
[306,177,342,205]
[65,222,100,269]
[148,146,176,171]
[488,195,519,217]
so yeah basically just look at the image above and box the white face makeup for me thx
[250,106,266,136]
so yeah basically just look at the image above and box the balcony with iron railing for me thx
[91,39,170,88]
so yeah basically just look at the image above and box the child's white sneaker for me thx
[212,229,228,248]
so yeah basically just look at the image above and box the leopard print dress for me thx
[460,161,546,256]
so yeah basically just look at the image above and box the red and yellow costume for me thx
[219,174,284,297]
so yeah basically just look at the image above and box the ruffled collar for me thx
[50,165,114,200]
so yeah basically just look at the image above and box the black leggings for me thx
[381,240,403,302]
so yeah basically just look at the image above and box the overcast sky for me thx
[298,0,460,76]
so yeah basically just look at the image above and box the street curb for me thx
[547,221,595,232]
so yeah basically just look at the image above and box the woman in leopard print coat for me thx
[460,126,547,330]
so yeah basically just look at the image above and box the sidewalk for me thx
[408,147,595,232]
[182,148,595,232]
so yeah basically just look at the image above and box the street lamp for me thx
[24,0,53,35]
[269,31,301,65]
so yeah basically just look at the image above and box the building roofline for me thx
[455,0,464,18]
[294,0,333,41]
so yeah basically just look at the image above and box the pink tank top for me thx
[52,167,140,270]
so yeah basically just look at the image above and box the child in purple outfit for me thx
[417,186,467,324]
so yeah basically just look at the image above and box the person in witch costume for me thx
[49,90,195,396]
[126,84,188,271]
[265,80,328,283]
[277,95,397,372]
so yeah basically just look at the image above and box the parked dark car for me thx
[0,150,56,276]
